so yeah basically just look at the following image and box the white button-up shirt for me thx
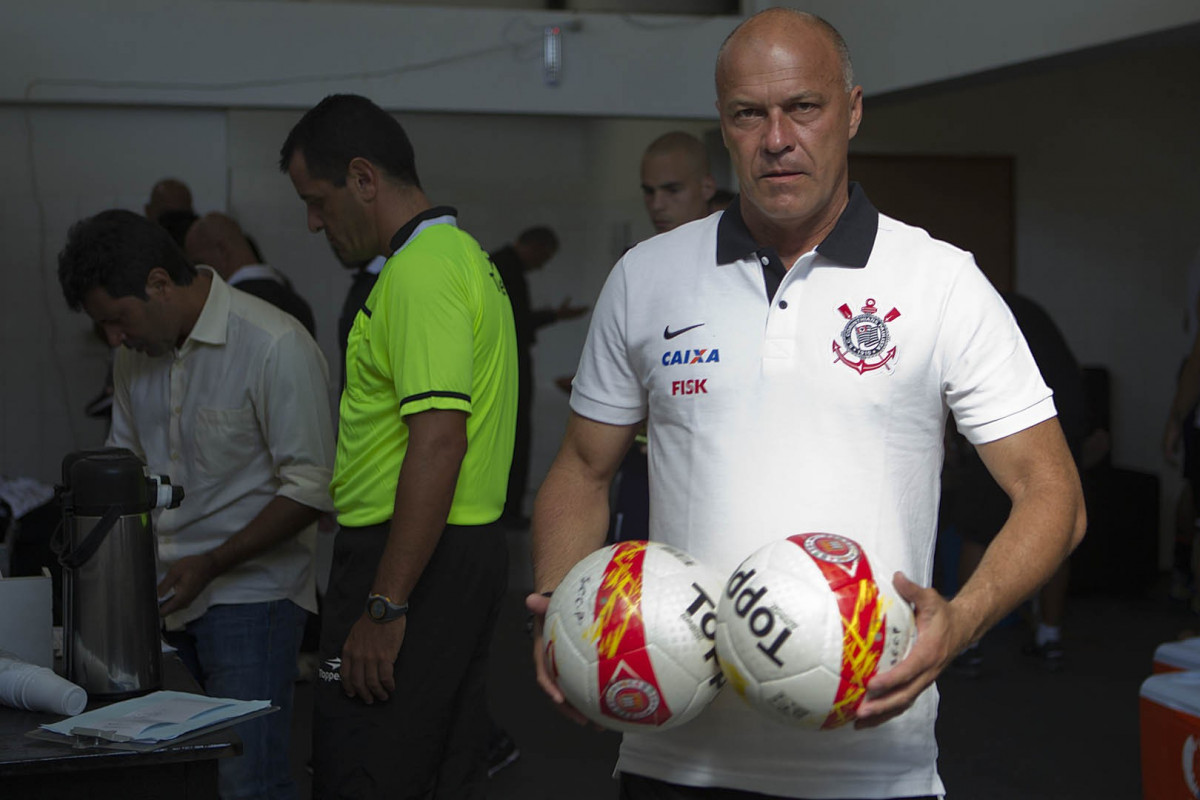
[108,268,335,629]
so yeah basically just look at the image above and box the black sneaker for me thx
[950,647,983,678]
[1022,638,1064,671]
[486,732,520,778]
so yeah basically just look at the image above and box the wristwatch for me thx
[365,593,409,623]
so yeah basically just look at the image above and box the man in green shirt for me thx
[281,94,517,799]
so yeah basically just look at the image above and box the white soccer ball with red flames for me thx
[714,533,915,730]
[543,541,725,733]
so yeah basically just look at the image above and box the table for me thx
[0,653,240,799]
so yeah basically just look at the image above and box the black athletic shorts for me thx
[312,521,507,800]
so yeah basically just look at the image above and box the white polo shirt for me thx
[570,184,1054,799]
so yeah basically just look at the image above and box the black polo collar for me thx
[388,205,458,255]
[715,182,878,268]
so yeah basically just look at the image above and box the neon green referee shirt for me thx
[331,208,517,528]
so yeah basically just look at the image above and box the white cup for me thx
[0,653,87,715]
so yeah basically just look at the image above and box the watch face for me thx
[368,597,385,620]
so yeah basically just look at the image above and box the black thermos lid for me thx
[62,447,150,515]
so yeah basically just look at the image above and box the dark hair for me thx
[58,209,196,310]
[156,209,199,249]
[278,94,421,188]
[516,226,559,251]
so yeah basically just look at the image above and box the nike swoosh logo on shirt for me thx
[663,323,705,340]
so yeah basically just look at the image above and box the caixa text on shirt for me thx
[725,568,795,668]
[661,348,720,366]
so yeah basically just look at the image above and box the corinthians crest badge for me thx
[833,298,900,374]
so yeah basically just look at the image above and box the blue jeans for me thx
[166,599,307,800]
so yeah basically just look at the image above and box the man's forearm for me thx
[208,495,323,576]
[531,462,612,595]
[950,488,1080,646]
[370,410,468,604]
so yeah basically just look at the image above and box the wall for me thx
[5,1,1199,114]
[0,106,228,482]
[1,2,736,117]
[0,102,713,510]
[852,40,1200,564]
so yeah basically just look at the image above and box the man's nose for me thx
[104,327,123,348]
[764,110,794,155]
[306,208,323,234]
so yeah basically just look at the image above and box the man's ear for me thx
[347,157,379,202]
[848,85,864,140]
[145,267,173,299]
[701,174,717,203]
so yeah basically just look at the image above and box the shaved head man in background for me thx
[144,178,193,223]
[640,131,717,234]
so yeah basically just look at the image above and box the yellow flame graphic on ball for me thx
[826,580,888,727]
[585,542,647,658]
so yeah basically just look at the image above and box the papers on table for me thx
[39,690,273,745]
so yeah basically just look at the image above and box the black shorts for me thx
[312,522,507,800]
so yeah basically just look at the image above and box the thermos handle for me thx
[56,505,123,570]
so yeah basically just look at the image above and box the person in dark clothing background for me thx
[489,226,588,527]
[185,212,317,337]
[944,291,1092,674]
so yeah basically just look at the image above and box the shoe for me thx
[950,648,983,678]
[1022,638,1064,671]
[486,732,520,778]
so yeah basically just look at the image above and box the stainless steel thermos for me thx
[55,448,183,699]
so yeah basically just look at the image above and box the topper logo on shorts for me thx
[318,657,342,684]
[661,348,720,366]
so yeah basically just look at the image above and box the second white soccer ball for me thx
[714,533,915,730]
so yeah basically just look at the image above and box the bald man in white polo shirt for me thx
[527,9,1085,800]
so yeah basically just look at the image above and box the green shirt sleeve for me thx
[379,239,476,418]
